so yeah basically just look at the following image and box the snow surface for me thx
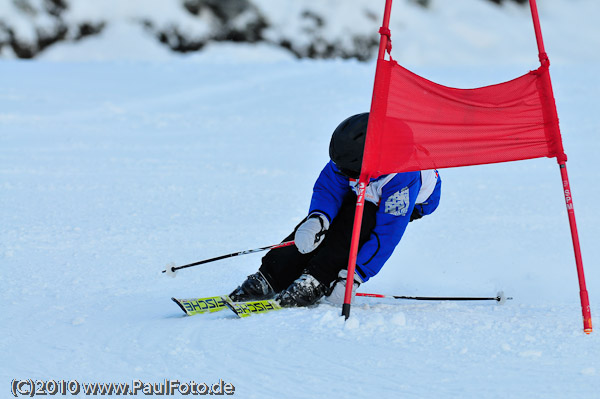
[2,1,600,398]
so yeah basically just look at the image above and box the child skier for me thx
[229,113,441,307]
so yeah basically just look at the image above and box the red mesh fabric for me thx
[362,60,567,178]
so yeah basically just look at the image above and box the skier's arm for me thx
[308,160,351,223]
[355,173,421,282]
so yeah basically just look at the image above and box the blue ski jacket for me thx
[308,161,441,282]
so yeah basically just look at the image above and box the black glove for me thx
[410,206,423,222]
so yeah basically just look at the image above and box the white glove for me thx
[325,269,363,305]
[294,213,329,254]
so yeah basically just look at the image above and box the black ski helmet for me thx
[329,113,369,178]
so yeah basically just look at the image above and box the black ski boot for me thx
[229,271,275,302]
[275,273,328,308]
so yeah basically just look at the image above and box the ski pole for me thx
[356,291,511,304]
[162,241,295,277]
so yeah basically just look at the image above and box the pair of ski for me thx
[171,295,281,318]
[172,291,511,318]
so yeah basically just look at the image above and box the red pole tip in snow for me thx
[342,178,368,319]
[559,163,593,334]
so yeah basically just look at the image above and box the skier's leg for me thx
[229,227,312,301]
[304,193,377,287]
[258,230,313,292]
[276,194,378,307]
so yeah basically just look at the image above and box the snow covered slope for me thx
[2,58,599,398]
[2,1,599,398]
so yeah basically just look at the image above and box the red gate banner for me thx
[362,60,566,178]
[343,0,591,334]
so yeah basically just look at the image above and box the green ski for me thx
[224,298,283,318]
[171,296,230,316]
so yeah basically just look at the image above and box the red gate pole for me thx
[560,164,592,334]
[342,179,367,319]
[529,0,549,64]
[342,0,394,319]
[529,0,592,334]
